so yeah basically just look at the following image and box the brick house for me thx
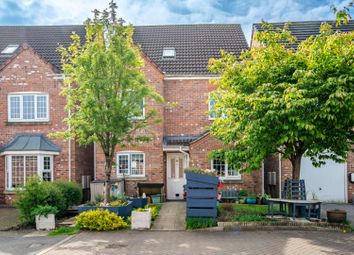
[94,24,263,200]
[0,26,94,204]
[252,20,354,203]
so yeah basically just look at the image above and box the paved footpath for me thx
[42,230,354,255]
[152,202,186,231]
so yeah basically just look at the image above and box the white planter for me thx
[131,210,151,230]
[35,214,56,230]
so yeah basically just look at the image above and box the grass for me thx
[48,226,80,236]
[218,203,277,222]
[186,217,216,229]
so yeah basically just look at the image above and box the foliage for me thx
[238,189,248,197]
[75,209,129,231]
[55,1,163,203]
[95,194,103,203]
[209,22,354,179]
[48,226,80,236]
[109,200,127,206]
[15,178,66,225]
[53,180,82,208]
[31,205,58,217]
[186,217,216,229]
[145,204,162,221]
[331,1,353,26]
[185,168,218,176]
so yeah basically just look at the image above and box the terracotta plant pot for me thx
[327,209,347,223]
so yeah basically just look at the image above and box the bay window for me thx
[117,152,145,176]
[6,155,54,189]
[8,93,49,122]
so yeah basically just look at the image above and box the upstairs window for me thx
[162,47,176,59]
[1,44,19,54]
[208,98,216,120]
[8,94,49,122]
[132,98,145,120]
[117,152,145,176]
[211,157,241,180]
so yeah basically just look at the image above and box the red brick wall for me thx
[0,46,93,204]
[164,79,215,136]
[189,134,263,195]
[94,56,165,197]
[347,152,354,203]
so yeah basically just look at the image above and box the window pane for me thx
[10,96,20,119]
[209,100,216,119]
[131,154,144,175]
[25,156,38,180]
[212,158,225,177]
[228,166,236,176]
[43,156,51,170]
[178,158,184,178]
[118,155,129,175]
[170,159,175,178]
[11,156,24,188]
[23,95,35,119]
[36,96,47,119]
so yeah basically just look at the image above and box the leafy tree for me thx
[332,0,353,26]
[57,1,163,203]
[209,23,354,180]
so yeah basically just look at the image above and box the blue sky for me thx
[0,0,353,43]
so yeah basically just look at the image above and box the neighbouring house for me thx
[93,24,263,200]
[251,20,354,203]
[0,26,94,204]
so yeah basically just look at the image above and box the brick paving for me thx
[0,207,19,230]
[152,202,186,231]
[43,230,354,255]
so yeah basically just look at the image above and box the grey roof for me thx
[253,20,354,47]
[163,131,209,146]
[0,24,248,76]
[133,24,249,75]
[0,25,86,71]
[0,134,61,153]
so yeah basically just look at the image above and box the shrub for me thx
[53,180,82,208]
[15,177,66,225]
[186,217,216,229]
[75,209,129,231]
[31,205,58,217]
[145,204,161,221]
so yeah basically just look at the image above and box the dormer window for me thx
[162,47,176,59]
[1,44,19,54]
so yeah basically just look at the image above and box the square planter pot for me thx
[129,197,148,208]
[78,200,133,218]
[36,214,55,230]
[131,209,151,230]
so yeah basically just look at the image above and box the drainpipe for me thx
[179,146,189,168]
[261,160,265,195]
[278,153,282,198]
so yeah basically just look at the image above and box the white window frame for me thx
[131,98,145,120]
[1,44,19,54]
[208,94,216,120]
[5,154,54,190]
[8,93,49,122]
[211,158,241,180]
[117,151,145,177]
[162,47,176,58]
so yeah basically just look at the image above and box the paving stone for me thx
[152,202,186,231]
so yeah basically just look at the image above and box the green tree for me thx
[57,1,163,203]
[209,23,354,180]
[332,0,353,26]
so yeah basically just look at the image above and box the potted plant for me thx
[131,208,152,230]
[128,197,148,208]
[259,194,270,205]
[245,195,257,204]
[327,209,347,223]
[31,205,58,230]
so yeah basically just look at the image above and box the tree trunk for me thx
[103,156,113,204]
[290,154,302,180]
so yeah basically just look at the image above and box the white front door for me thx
[300,156,347,202]
[167,153,187,200]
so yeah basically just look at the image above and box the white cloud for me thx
[0,0,352,44]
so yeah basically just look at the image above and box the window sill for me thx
[220,178,243,184]
[118,176,147,181]
[4,190,16,194]
[6,121,51,126]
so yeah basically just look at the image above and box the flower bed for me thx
[78,200,133,218]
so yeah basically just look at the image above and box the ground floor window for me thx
[6,155,54,189]
[117,152,145,176]
[211,157,241,180]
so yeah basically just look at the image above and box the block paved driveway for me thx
[43,230,354,255]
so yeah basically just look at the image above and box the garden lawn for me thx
[233,204,274,222]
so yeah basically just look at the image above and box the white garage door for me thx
[300,157,347,203]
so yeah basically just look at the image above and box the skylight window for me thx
[1,45,19,54]
[162,47,176,59]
